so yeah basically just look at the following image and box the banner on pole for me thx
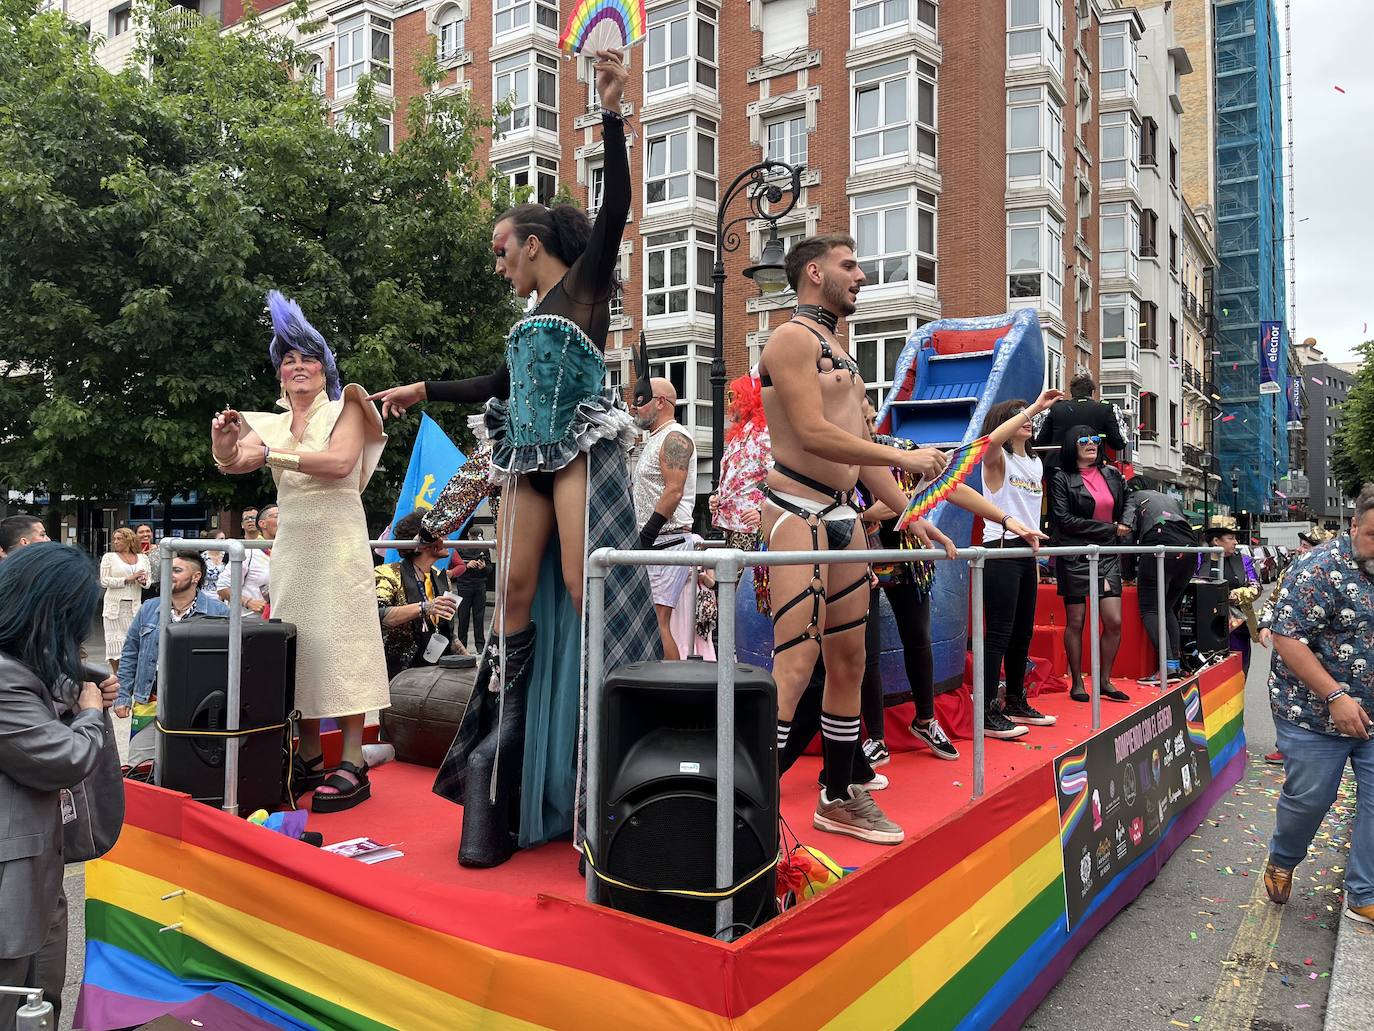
[1054,683,1213,931]
[385,414,468,568]
[1258,321,1283,395]
[1286,375,1303,430]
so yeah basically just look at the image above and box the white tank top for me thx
[982,448,1044,543]
[632,421,697,532]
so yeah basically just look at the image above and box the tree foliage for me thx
[1330,339,1374,501]
[0,0,517,525]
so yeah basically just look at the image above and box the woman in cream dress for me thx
[99,526,151,672]
[210,292,389,813]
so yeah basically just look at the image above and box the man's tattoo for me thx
[661,432,693,471]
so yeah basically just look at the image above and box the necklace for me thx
[792,304,840,334]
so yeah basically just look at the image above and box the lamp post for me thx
[1230,467,1240,539]
[710,160,804,491]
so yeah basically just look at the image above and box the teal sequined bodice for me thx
[502,314,607,456]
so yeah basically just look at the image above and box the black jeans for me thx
[880,582,934,724]
[455,586,487,652]
[1137,551,1194,661]
[982,556,1039,710]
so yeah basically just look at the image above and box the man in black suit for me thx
[1033,372,1129,458]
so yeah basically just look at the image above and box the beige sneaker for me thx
[812,785,905,845]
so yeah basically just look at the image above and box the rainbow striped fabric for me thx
[559,0,648,53]
[895,435,993,531]
[76,657,1246,1031]
[1055,752,1091,847]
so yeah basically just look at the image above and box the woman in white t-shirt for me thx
[978,397,1058,734]
[99,526,151,673]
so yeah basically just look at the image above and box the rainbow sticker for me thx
[559,0,648,54]
[1182,680,1208,749]
[1056,751,1090,847]
[895,435,993,530]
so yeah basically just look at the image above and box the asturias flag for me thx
[385,414,468,569]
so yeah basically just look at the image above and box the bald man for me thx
[630,377,698,660]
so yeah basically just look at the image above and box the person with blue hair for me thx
[0,543,119,1027]
[210,290,390,813]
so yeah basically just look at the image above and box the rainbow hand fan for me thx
[895,435,993,531]
[560,0,648,54]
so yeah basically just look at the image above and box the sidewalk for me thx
[1326,911,1374,1030]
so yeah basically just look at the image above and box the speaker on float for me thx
[1180,579,1230,653]
[157,616,296,814]
[594,659,778,937]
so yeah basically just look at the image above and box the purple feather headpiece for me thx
[266,290,341,401]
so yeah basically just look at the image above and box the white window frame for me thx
[1007,208,1063,315]
[852,188,936,292]
[648,346,713,434]
[1006,86,1063,193]
[496,154,558,205]
[1100,21,1138,99]
[335,14,392,94]
[645,229,716,320]
[303,55,326,95]
[853,0,937,43]
[852,317,912,409]
[852,57,936,170]
[763,112,808,167]
[494,52,558,136]
[1100,201,1140,281]
[1007,0,1063,76]
[1100,110,1140,191]
[494,0,558,38]
[436,4,465,62]
[1044,330,1065,392]
[109,3,131,37]
[644,113,717,206]
[645,1,717,97]
[1100,292,1140,366]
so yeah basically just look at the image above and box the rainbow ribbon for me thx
[895,435,993,530]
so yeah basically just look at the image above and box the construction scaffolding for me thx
[1211,0,1290,513]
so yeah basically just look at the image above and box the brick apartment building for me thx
[59,0,1216,495]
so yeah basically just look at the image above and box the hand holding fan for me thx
[560,0,648,54]
[894,435,993,531]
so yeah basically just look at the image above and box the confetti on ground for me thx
[1297,1003,1311,1009]
[1334,85,1345,94]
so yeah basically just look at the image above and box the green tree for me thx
[1330,340,1374,501]
[0,0,517,529]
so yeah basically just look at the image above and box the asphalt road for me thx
[1027,636,1354,1031]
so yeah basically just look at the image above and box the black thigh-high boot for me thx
[458,623,538,868]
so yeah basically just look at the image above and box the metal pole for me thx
[153,540,175,788]
[711,256,727,494]
[222,540,245,816]
[1088,547,1102,731]
[714,550,743,935]
[687,561,700,660]
[970,550,987,800]
[1155,546,1169,690]
[583,549,610,904]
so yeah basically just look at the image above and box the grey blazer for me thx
[0,653,105,959]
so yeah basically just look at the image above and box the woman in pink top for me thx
[1047,424,1130,703]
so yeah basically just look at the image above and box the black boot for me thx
[458,624,538,869]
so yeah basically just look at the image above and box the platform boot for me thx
[457,623,538,868]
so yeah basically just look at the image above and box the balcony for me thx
[1182,443,1204,469]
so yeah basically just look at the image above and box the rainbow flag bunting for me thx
[895,435,992,530]
[559,0,648,54]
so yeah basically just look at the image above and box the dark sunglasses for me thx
[1076,435,1102,446]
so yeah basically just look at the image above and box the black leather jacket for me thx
[1048,465,1126,545]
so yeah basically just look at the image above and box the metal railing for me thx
[153,536,495,816]
[584,542,1223,929]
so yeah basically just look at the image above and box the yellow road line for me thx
[1198,875,1285,1030]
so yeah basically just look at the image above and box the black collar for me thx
[792,304,839,334]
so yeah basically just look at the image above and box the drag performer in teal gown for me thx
[371,50,659,868]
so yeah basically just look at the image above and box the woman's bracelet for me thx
[266,450,301,472]
[1326,687,1349,704]
[212,445,238,469]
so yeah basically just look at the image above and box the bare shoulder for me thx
[662,429,694,468]
[758,321,820,372]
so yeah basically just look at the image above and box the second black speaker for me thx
[594,659,778,938]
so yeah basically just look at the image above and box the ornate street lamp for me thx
[710,161,804,491]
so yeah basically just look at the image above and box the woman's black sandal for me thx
[311,760,371,813]
[290,752,328,799]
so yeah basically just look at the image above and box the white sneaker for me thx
[813,786,904,845]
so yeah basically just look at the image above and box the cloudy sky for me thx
[1290,0,1373,365]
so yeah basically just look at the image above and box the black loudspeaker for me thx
[595,659,778,937]
[1180,579,1230,653]
[157,616,297,814]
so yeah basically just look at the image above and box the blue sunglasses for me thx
[1076,435,1102,446]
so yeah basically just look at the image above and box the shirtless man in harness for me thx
[759,233,954,845]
